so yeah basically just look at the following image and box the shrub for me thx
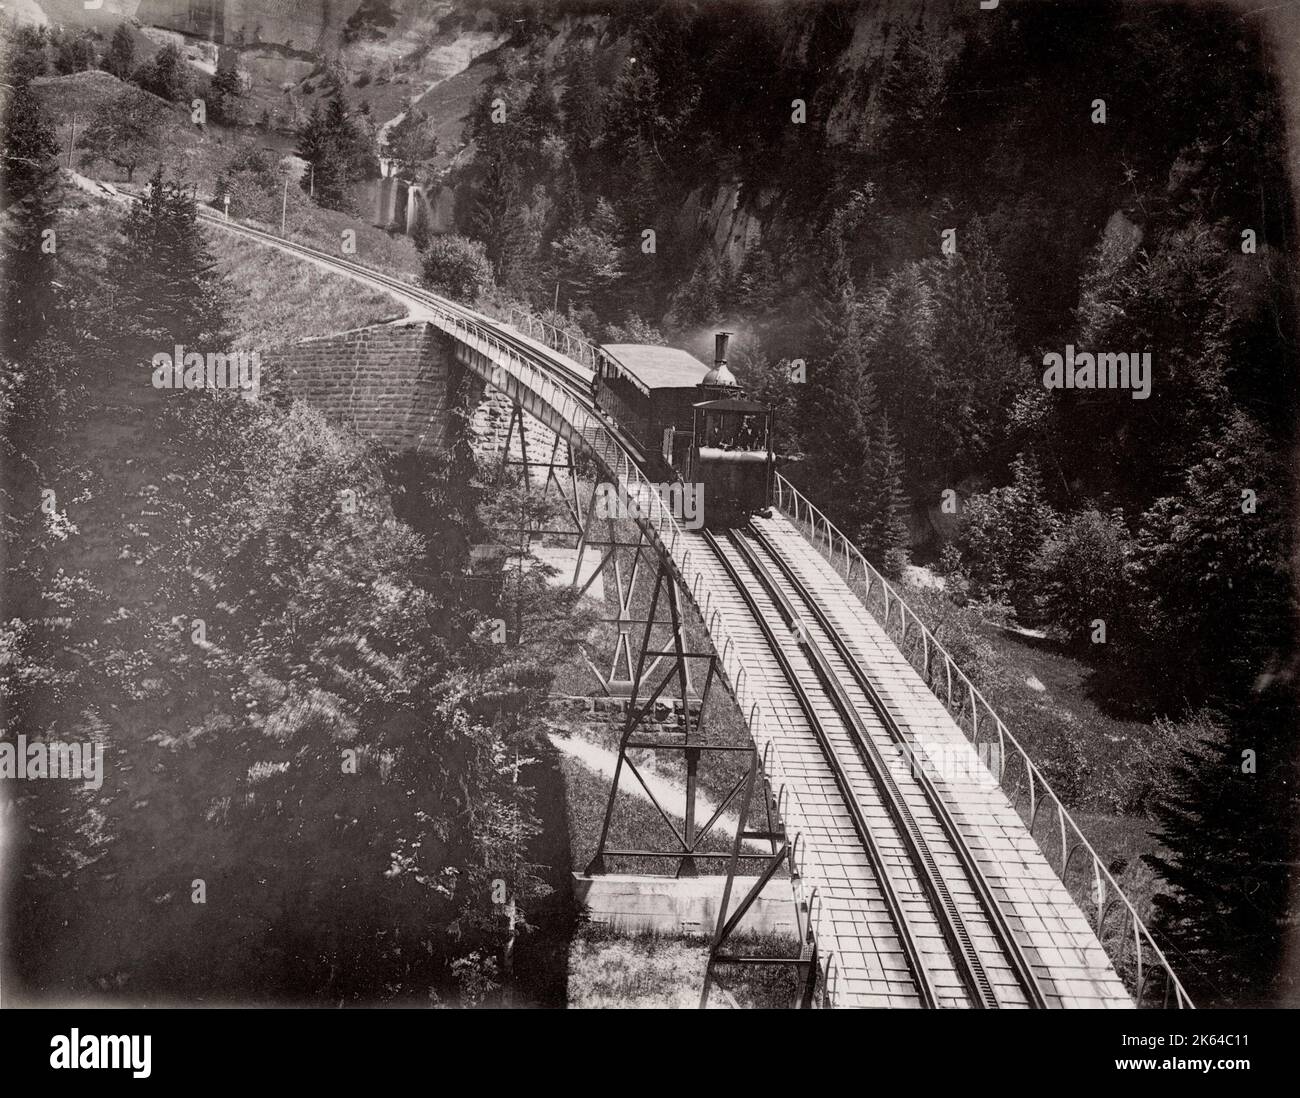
[421,234,495,302]
[1030,508,1136,649]
[953,452,1057,615]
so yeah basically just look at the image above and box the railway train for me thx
[592,332,775,526]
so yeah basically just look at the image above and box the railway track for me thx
[705,523,1049,1008]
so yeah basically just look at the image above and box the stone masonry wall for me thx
[263,318,563,466]
[263,318,456,453]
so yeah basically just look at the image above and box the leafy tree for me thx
[76,88,166,183]
[954,453,1058,611]
[383,108,438,183]
[1029,508,1135,647]
[551,198,623,311]
[1053,222,1235,507]
[421,234,495,301]
[342,0,397,44]
[103,23,136,81]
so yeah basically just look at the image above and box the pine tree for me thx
[103,23,136,81]
[472,152,531,290]
[1145,693,1298,1005]
[522,70,561,138]
[1,85,61,356]
[868,263,941,492]
[561,48,602,157]
[928,217,1019,477]
[108,167,230,351]
[137,42,191,102]
[857,413,911,578]
[208,65,244,126]
[675,249,722,326]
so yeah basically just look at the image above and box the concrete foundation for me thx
[572,873,799,938]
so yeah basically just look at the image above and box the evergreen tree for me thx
[551,198,623,311]
[1132,412,1292,709]
[136,42,191,103]
[297,99,373,211]
[0,85,61,356]
[103,23,136,81]
[868,263,942,493]
[522,69,561,139]
[108,167,230,351]
[738,248,778,314]
[926,218,1020,478]
[674,249,722,327]
[208,65,244,126]
[1146,693,1298,1005]
[472,152,531,292]
[409,198,431,252]
[857,413,911,578]
[561,48,602,157]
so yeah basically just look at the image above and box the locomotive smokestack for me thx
[714,332,731,369]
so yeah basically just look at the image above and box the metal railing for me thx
[773,473,1193,1008]
[489,303,601,371]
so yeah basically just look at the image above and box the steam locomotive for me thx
[593,332,774,527]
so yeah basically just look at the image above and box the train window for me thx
[703,410,767,452]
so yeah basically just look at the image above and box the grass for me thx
[207,228,406,350]
[558,750,740,879]
[569,923,805,1009]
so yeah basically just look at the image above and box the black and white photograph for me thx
[2,0,1299,1077]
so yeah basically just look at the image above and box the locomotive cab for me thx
[687,334,775,526]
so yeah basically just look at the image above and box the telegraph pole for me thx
[280,173,288,236]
